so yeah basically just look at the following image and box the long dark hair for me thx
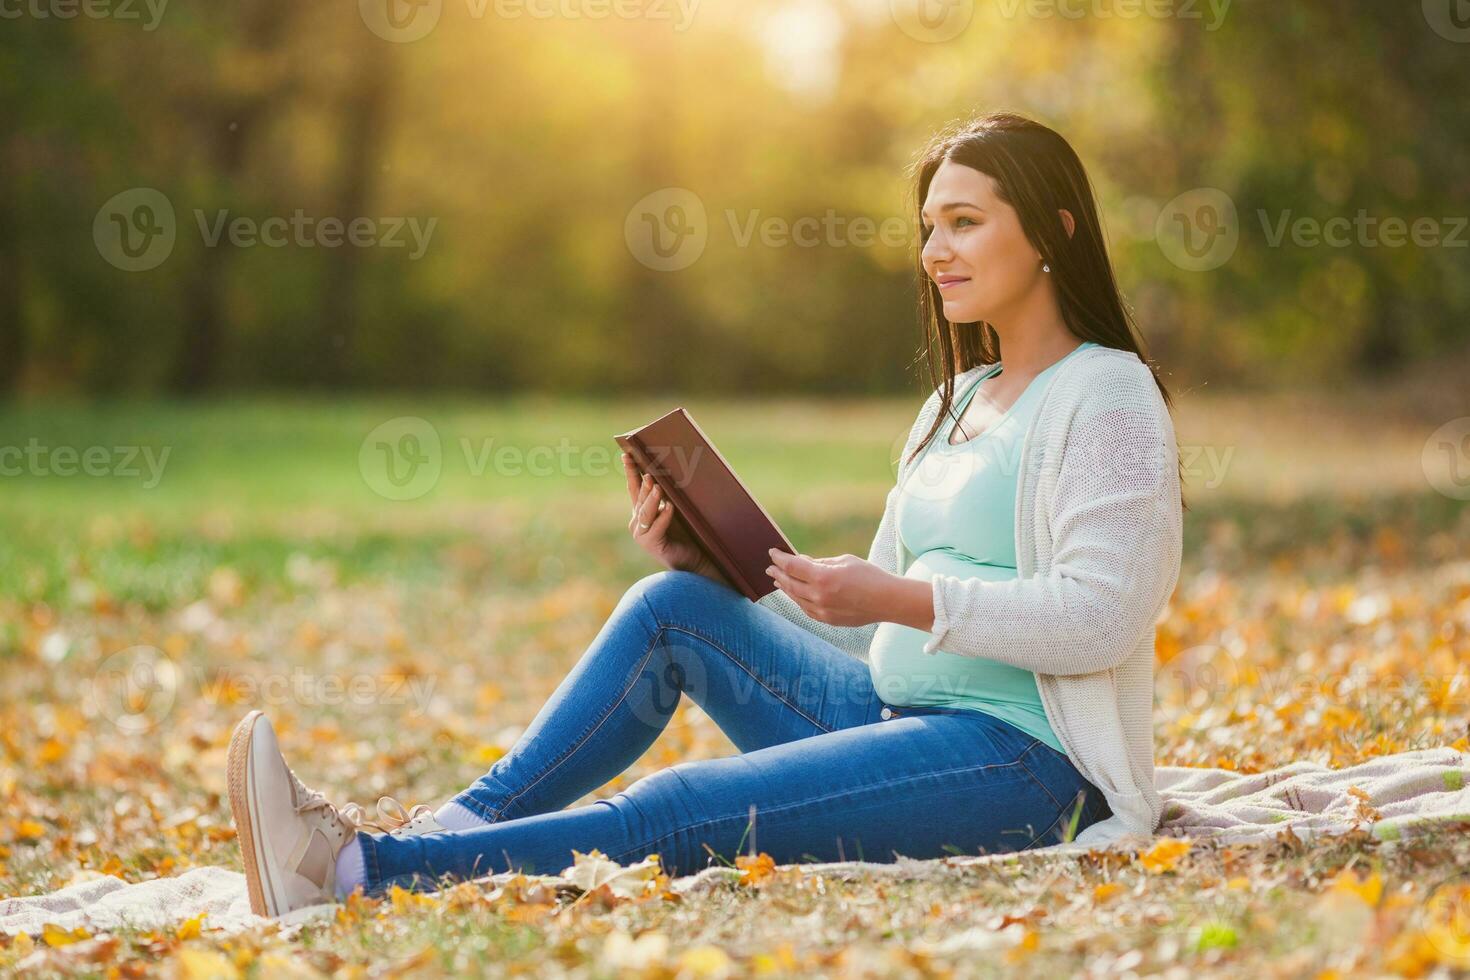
[902,111,1188,512]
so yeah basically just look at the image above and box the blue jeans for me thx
[354,570,1111,894]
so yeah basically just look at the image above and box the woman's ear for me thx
[1059,208,1076,239]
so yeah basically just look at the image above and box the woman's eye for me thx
[955,216,977,228]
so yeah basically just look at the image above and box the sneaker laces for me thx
[345,793,435,834]
[284,765,430,835]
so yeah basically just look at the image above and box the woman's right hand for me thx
[622,451,719,579]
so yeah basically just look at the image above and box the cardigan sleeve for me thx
[922,373,1182,676]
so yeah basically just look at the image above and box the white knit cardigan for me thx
[756,344,1183,844]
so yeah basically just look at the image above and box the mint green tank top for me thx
[867,341,1099,752]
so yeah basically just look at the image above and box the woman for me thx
[227,111,1186,917]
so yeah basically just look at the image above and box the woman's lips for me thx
[937,277,970,291]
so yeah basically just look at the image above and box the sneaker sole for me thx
[227,709,277,918]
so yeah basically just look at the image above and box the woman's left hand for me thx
[764,548,896,627]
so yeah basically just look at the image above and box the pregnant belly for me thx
[868,551,1040,706]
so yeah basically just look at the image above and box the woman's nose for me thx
[921,230,950,266]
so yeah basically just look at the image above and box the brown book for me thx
[615,407,796,601]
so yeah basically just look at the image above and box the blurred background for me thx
[3,0,1467,396]
[1,0,1468,934]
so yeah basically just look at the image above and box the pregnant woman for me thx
[226,111,1186,918]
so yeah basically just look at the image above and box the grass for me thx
[1,381,1468,976]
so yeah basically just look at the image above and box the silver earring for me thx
[1043,263,1051,273]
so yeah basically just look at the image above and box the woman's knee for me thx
[623,568,732,626]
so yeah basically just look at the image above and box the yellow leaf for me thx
[15,819,46,841]
[678,944,733,977]
[258,952,326,977]
[177,947,241,979]
[10,932,34,958]
[751,943,799,974]
[388,884,438,913]
[41,922,90,947]
[1092,881,1124,903]
[1138,837,1192,874]
[472,744,506,766]
[176,912,206,940]
[1326,867,1382,907]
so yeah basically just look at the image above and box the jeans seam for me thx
[482,617,669,821]
[1022,806,1069,850]
[610,755,1034,865]
[658,624,834,735]
[1014,739,1067,814]
[358,831,382,895]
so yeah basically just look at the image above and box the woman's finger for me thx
[636,482,662,532]
[634,473,654,515]
[651,493,675,533]
[768,564,818,605]
[770,549,818,587]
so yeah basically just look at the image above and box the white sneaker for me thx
[227,710,364,918]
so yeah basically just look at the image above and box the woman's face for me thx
[920,159,1042,325]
